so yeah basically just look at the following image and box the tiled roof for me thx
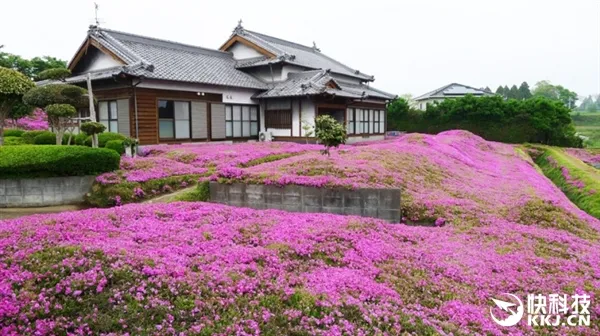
[230,26,374,82]
[414,83,493,101]
[71,27,268,90]
[255,70,395,100]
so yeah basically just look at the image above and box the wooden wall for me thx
[94,87,222,145]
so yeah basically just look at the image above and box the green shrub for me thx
[0,145,120,178]
[85,132,127,147]
[4,129,25,137]
[4,136,24,145]
[74,132,88,146]
[22,130,52,144]
[33,131,57,145]
[105,140,125,155]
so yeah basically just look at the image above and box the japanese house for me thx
[414,83,493,110]
[50,22,396,145]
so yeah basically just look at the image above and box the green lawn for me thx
[571,111,600,147]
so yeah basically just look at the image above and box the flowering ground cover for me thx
[565,148,600,166]
[89,142,323,206]
[2,130,600,334]
[1,201,599,335]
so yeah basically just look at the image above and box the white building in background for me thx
[414,83,493,110]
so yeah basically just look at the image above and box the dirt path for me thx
[1,204,90,220]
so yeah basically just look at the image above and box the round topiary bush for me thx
[84,132,126,147]
[105,140,125,155]
[80,122,106,135]
[33,131,57,145]
[22,130,52,144]
[4,129,25,137]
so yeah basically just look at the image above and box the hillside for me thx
[2,131,599,335]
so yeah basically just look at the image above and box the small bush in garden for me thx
[314,115,347,156]
[0,66,35,146]
[45,103,77,145]
[74,132,88,146]
[80,121,106,148]
[33,131,57,145]
[4,129,25,137]
[4,136,24,145]
[22,130,52,144]
[85,132,126,147]
[0,145,120,178]
[36,68,71,81]
[105,140,125,155]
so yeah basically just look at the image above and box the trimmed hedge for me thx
[34,132,57,145]
[4,136,24,146]
[22,130,52,144]
[4,129,25,137]
[74,133,88,146]
[0,145,120,178]
[105,140,125,155]
[84,132,127,147]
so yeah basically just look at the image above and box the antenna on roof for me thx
[312,41,320,52]
[91,2,105,27]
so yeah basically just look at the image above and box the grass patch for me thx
[535,147,600,221]
[173,181,210,202]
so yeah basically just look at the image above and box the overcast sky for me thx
[2,0,599,97]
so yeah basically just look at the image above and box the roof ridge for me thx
[245,30,314,52]
[97,27,232,58]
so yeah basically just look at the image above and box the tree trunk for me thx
[92,134,98,148]
[0,126,4,146]
[56,131,64,145]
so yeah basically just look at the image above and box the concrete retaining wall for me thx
[209,182,401,222]
[0,176,95,208]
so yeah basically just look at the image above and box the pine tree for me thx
[503,85,510,98]
[496,86,505,97]
[518,82,532,100]
[484,86,492,93]
[509,85,519,99]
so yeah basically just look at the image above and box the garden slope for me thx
[2,131,600,335]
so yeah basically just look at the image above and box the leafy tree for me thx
[532,81,578,109]
[509,85,519,99]
[495,86,505,97]
[518,82,532,100]
[45,104,77,145]
[314,115,347,156]
[23,83,88,145]
[387,97,411,131]
[0,67,35,145]
[0,48,67,79]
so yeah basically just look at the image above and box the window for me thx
[159,100,191,139]
[361,109,370,134]
[99,101,118,132]
[265,110,292,129]
[347,109,354,135]
[347,108,385,135]
[226,104,259,138]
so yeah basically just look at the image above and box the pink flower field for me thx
[2,131,600,334]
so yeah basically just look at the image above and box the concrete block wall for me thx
[0,176,95,208]
[210,182,401,222]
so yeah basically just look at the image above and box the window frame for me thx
[347,108,385,135]
[225,103,260,139]
[158,99,192,140]
[264,108,292,129]
[98,100,118,133]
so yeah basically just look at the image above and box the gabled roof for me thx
[221,23,375,82]
[414,83,493,101]
[254,69,395,100]
[67,26,268,90]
